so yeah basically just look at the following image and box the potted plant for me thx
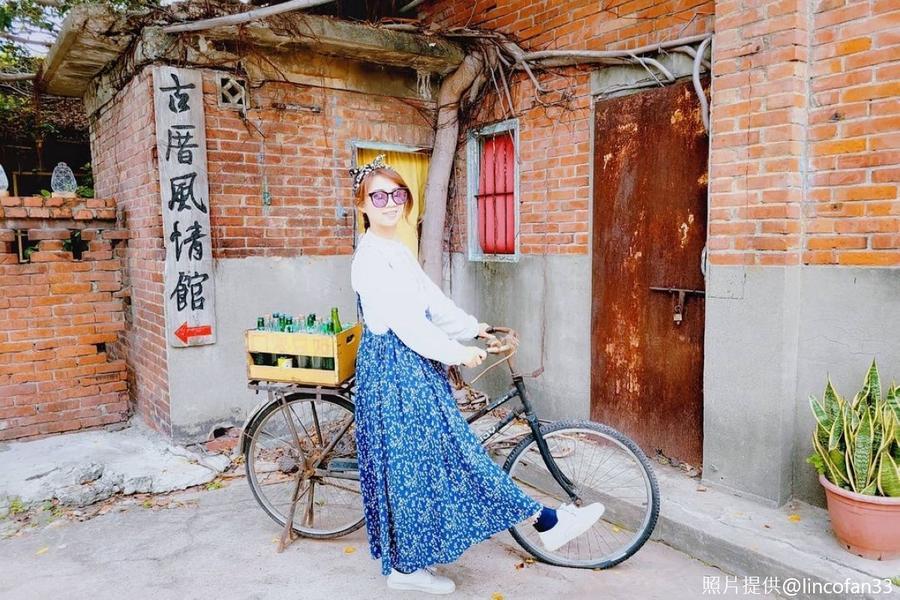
[807,359,900,559]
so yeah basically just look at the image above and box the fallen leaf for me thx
[343,546,356,554]
[696,485,708,492]
[514,562,524,570]
[524,557,535,564]
[35,547,48,556]
[787,514,801,523]
[491,594,504,600]
[611,525,622,534]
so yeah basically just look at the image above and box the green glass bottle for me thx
[330,307,341,334]
[256,317,265,330]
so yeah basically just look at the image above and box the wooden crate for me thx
[245,323,362,386]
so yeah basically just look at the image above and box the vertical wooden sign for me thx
[152,66,217,347]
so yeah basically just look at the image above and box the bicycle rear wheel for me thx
[502,419,659,569]
[244,393,364,539]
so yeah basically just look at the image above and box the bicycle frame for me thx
[464,374,579,504]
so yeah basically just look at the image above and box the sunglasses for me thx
[368,187,411,208]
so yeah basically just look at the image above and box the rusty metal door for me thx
[591,78,709,468]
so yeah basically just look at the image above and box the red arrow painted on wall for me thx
[175,322,212,343]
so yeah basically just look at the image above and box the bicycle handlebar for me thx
[477,326,519,355]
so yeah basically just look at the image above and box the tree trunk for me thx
[419,51,484,285]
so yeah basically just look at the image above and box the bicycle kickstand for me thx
[277,471,304,553]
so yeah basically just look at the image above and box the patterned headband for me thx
[349,154,396,194]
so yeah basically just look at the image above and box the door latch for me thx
[649,287,705,325]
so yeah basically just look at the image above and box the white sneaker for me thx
[537,502,606,552]
[387,566,456,595]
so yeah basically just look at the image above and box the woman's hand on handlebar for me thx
[475,322,496,340]
[460,346,487,368]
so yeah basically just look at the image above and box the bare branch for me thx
[530,56,627,68]
[466,70,487,106]
[486,54,510,118]
[670,45,711,70]
[163,0,336,34]
[0,32,51,47]
[0,72,37,82]
[627,52,674,82]
[501,42,543,93]
[420,51,484,284]
[495,49,516,115]
[32,0,63,7]
[400,0,427,13]
[380,23,418,32]
[522,32,711,62]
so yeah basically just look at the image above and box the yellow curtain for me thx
[356,148,430,259]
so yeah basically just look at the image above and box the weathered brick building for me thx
[5,0,897,508]
[423,0,900,507]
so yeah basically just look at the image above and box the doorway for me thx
[590,78,710,468]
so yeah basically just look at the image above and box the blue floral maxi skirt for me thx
[353,298,543,576]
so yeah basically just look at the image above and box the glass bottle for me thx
[330,307,341,334]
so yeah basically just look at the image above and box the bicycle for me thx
[240,326,660,569]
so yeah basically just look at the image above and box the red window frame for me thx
[476,132,516,255]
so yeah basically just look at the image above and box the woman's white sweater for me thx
[351,230,480,366]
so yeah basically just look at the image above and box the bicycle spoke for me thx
[246,395,364,539]
[294,409,316,446]
[310,402,323,447]
[504,422,659,569]
[303,480,316,527]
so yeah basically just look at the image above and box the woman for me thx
[349,155,605,595]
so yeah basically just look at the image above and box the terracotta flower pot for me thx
[819,474,900,560]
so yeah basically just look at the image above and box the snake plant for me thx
[807,359,900,497]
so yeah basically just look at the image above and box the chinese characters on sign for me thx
[153,67,217,347]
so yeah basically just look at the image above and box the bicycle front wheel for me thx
[502,419,660,569]
[244,392,364,539]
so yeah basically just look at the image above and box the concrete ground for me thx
[0,419,230,513]
[0,478,776,600]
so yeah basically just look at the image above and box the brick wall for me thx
[418,0,717,255]
[90,70,172,435]
[201,75,435,259]
[419,0,899,265]
[806,1,899,265]
[702,0,898,266]
[706,0,811,266]
[0,195,128,441]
